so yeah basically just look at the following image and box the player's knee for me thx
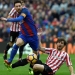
[16,40,23,46]
[33,64,40,71]
[33,64,44,72]
[16,38,24,46]
[16,43,22,46]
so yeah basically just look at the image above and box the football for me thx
[27,53,37,64]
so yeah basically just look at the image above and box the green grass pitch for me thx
[0,54,75,75]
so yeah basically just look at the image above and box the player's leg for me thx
[29,36,40,59]
[8,38,24,63]
[33,64,53,75]
[33,71,41,75]
[12,58,28,68]
[3,31,15,60]
[7,59,40,75]
[28,36,40,74]
[3,42,13,60]
[8,31,20,62]
[6,58,28,71]
[4,34,29,67]
[19,44,25,60]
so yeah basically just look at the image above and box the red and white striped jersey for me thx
[9,7,20,32]
[45,48,72,73]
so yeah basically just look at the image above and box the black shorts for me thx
[9,31,19,42]
[42,64,53,75]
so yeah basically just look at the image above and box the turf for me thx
[0,54,75,75]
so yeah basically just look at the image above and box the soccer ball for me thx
[27,53,37,64]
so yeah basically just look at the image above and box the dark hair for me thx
[21,0,25,3]
[14,0,22,5]
[57,37,67,45]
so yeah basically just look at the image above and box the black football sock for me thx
[29,63,33,68]
[37,52,40,60]
[33,71,41,75]
[12,58,28,68]
[4,43,11,55]
[19,44,25,59]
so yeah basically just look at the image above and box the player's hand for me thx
[0,17,7,21]
[37,28,42,36]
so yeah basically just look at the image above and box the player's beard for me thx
[57,46,63,51]
[17,9,21,13]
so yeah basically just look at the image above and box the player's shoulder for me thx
[62,50,66,53]
[61,50,68,55]
[9,7,16,16]
[11,7,16,11]
[45,48,56,51]
[21,7,30,14]
[11,7,15,10]
[22,7,28,11]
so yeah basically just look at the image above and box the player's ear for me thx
[21,13,26,17]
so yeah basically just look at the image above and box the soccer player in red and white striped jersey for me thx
[3,0,25,60]
[33,38,75,75]
[2,32,75,75]
[8,7,20,32]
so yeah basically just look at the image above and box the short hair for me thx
[21,0,25,3]
[57,37,67,45]
[14,0,22,5]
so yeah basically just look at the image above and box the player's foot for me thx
[29,68,33,75]
[4,60,11,67]
[3,54,7,60]
[7,64,12,71]
[4,61,12,71]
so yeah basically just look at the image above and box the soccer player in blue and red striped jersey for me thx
[1,0,40,66]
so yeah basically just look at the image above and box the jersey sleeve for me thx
[9,8,16,17]
[21,8,29,16]
[45,48,54,54]
[65,53,72,66]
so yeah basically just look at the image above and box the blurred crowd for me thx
[0,0,75,44]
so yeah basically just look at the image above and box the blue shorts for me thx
[18,34,39,51]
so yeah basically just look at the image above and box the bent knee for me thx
[33,64,38,69]
[33,64,39,72]
[33,64,44,72]
[16,38,24,46]
[33,64,40,70]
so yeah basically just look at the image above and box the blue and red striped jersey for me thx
[20,8,37,36]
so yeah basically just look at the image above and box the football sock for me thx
[29,64,33,68]
[33,71,41,75]
[19,44,25,59]
[4,43,11,55]
[8,44,19,63]
[37,52,40,60]
[12,58,28,68]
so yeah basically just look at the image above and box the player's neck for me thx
[58,49,62,52]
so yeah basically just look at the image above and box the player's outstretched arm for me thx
[0,17,7,21]
[0,15,24,22]
[37,30,46,53]
[68,65,75,75]
[65,53,75,75]
[6,13,26,22]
